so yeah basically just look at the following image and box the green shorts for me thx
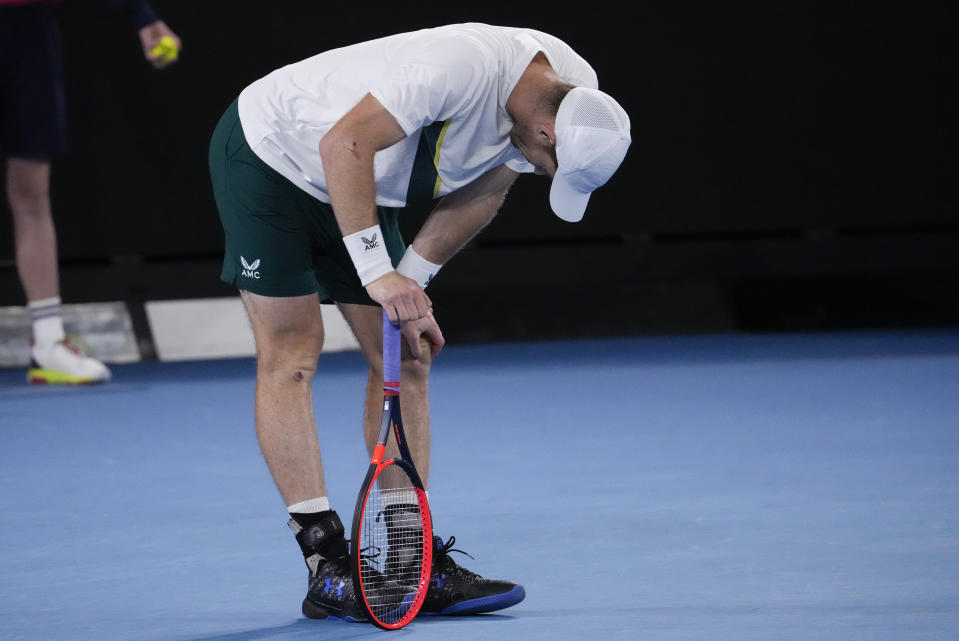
[207,98,406,304]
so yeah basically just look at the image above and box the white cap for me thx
[550,87,631,222]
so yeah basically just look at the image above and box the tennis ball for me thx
[150,35,179,62]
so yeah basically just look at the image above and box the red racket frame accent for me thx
[351,310,433,630]
[353,459,433,629]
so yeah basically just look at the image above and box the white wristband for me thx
[396,245,442,289]
[343,225,393,286]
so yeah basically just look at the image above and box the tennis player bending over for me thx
[208,22,630,622]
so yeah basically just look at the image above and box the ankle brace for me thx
[288,510,348,576]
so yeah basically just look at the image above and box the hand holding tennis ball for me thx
[151,36,178,62]
[139,21,181,69]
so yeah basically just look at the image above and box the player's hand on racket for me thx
[366,272,432,323]
[403,309,444,363]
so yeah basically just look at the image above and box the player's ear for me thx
[536,122,556,148]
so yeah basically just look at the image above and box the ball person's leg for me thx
[6,158,58,302]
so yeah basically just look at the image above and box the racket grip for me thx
[382,308,401,386]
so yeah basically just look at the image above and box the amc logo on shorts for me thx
[240,256,261,279]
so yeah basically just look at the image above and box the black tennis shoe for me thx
[420,535,526,616]
[289,510,367,622]
[290,510,417,623]
[302,555,368,622]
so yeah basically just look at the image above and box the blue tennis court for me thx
[2,329,958,640]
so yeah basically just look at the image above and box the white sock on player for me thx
[287,497,331,514]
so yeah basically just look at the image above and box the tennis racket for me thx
[350,309,433,630]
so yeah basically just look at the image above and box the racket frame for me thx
[350,310,433,630]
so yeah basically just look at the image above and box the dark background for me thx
[1,1,957,345]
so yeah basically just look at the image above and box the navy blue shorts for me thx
[0,2,67,159]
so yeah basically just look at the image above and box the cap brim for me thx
[549,174,591,223]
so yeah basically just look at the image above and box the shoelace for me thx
[359,544,402,584]
[359,545,382,563]
[321,541,380,574]
[61,339,85,356]
[434,536,476,567]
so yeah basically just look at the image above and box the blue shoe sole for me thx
[420,584,526,616]
[303,590,416,624]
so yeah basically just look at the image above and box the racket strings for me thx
[358,486,427,623]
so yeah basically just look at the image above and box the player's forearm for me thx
[411,198,501,265]
[320,139,381,237]
[411,165,518,264]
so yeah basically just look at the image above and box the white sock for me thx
[287,497,331,514]
[382,489,429,508]
[29,297,65,346]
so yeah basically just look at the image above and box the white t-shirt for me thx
[237,23,598,207]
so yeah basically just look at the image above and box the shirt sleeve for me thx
[370,36,490,136]
[99,0,159,30]
[506,157,535,173]
[522,28,599,90]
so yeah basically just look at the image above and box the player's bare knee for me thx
[249,314,324,373]
[255,337,322,383]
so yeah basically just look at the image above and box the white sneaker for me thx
[27,339,112,385]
